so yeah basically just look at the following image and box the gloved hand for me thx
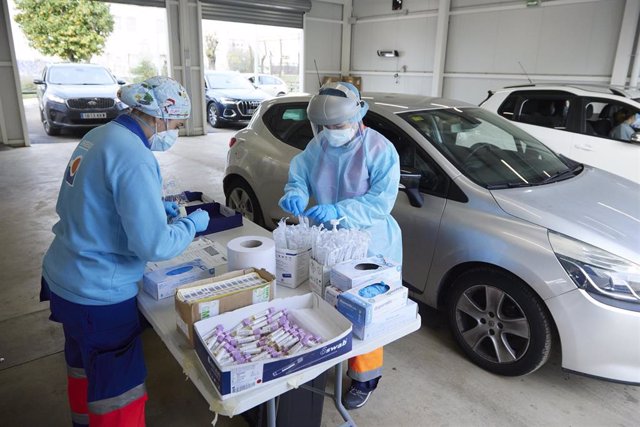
[304,204,338,224]
[163,201,180,218]
[186,209,210,232]
[280,195,307,216]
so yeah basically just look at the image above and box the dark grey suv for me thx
[34,63,127,135]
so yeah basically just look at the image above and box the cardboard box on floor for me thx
[175,268,276,346]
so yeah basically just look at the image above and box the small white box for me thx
[336,282,408,328]
[193,293,352,398]
[143,259,215,300]
[275,247,311,288]
[352,299,418,340]
[309,258,331,296]
[324,285,343,308]
[330,256,402,291]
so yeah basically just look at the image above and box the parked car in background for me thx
[204,71,271,128]
[244,73,289,97]
[225,93,640,384]
[481,84,640,184]
[34,63,127,136]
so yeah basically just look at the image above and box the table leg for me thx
[267,397,276,427]
[334,362,357,427]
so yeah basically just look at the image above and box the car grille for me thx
[238,100,261,116]
[67,98,115,109]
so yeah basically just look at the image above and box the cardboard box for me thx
[275,247,311,288]
[193,293,352,398]
[324,285,343,308]
[309,258,331,296]
[352,299,418,340]
[322,75,362,91]
[185,202,243,237]
[175,268,276,346]
[142,259,215,300]
[330,255,402,291]
[336,282,408,328]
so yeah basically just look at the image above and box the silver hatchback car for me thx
[224,94,640,384]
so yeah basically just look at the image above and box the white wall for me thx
[349,0,628,104]
[303,1,344,93]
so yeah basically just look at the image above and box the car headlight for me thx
[46,94,65,104]
[220,97,238,104]
[549,231,640,305]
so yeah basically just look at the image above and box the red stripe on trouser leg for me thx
[89,393,147,427]
[349,347,383,373]
[68,376,88,415]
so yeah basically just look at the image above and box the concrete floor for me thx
[0,127,638,426]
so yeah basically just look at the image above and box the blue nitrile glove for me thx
[304,204,338,224]
[281,195,306,216]
[163,200,180,218]
[186,209,210,232]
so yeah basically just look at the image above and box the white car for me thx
[245,73,289,97]
[481,84,640,184]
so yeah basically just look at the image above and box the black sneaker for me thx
[342,384,373,409]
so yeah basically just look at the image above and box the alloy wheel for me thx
[455,284,531,364]
[227,187,255,222]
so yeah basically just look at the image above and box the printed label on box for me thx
[252,284,271,304]
[276,247,311,288]
[309,259,330,296]
[199,300,220,319]
[230,363,264,394]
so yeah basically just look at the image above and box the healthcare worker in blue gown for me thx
[279,82,402,410]
[40,76,209,427]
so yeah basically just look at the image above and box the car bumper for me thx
[46,102,122,128]
[546,288,640,385]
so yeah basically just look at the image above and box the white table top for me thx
[137,219,421,417]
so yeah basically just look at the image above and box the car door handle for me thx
[574,143,593,151]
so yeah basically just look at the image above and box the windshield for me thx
[399,107,576,189]
[206,73,254,90]
[48,66,116,85]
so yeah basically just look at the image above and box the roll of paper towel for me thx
[227,236,276,275]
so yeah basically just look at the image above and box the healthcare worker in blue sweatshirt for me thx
[41,76,208,427]
[279,82,401,410]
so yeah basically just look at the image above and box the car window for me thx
[206,73,254,90]
[48,66,115,85]
[400,108,574,189]
[498,91,574,131]
[497,94,517,120]
[582,98,640,142]
[363,112,449,197]
[263,103,313,151]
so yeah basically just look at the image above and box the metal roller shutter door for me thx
[200,0,311,29]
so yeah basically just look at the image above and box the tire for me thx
[208,103,222,128]
[446,268,552,376]
[43,116,61,136]
[225,179,265,227]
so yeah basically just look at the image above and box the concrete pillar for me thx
[166,0,206,136]
[340,0,353,77]
[431,0,451,97]
[611,0,640,86]
[0,0,29,147]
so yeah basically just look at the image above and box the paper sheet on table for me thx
[146,238,228,271]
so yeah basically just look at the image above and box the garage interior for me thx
[1,1,639,426]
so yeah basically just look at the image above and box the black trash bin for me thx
[241,371,328,427]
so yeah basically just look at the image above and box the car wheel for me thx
[447,268,552,376]
[43,116,61,136]
[208,103,222,128]
[225,179,264,227]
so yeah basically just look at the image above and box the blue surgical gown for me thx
[280,127,402,263]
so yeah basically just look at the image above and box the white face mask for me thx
[150,128,179,151]
[325,126,357,147]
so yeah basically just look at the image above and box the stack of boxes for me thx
[316,255,418,340]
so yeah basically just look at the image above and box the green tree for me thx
[227,44,254,73]
[14,0,114,63]
[131,59,158,83]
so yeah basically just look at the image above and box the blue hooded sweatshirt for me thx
[42,115,196,305]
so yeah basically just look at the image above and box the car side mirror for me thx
[399,168,424,208]
[33,79,44,85]
[117,79,126,85]
[630,132,640,144]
